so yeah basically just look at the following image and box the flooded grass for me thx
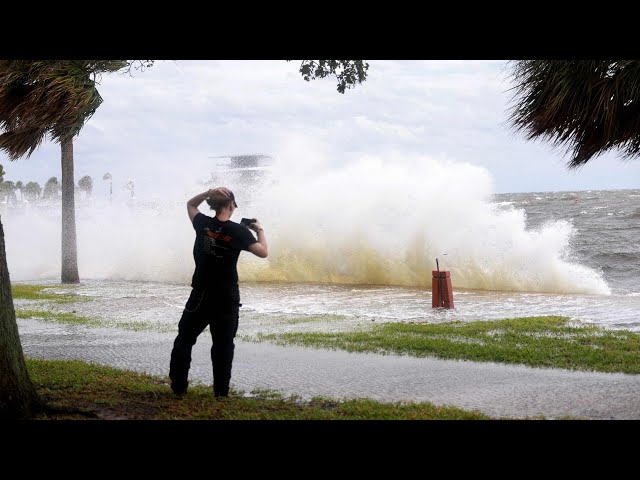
[16,309,97,326]
[14,281,640,375]
[256,316,640,375]
[26,358,492,420]
[11,284,85,304]
[282,314,348,325]
[15,309,175,333]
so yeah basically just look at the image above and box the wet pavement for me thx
[18,318,640,420]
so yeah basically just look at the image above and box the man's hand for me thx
[248,219,263,232]
[247,219,267,258]
[187,187,231,222]
[208,187,231,201]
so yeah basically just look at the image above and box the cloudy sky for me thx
[2,60,639,198]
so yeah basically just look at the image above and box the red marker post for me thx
[432,258,454,309]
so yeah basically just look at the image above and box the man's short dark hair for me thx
[206,190,238,211]
[206,197,232,211]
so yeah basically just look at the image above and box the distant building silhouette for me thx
[205,154,273,207]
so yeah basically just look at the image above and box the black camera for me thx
[240,218,255,227]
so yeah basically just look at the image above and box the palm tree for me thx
[0,180,16,204]
[0,163,5,182]
[42,176,60,201]
[23,181,41,202]
[0,218,42,418]
[508,60,640,168]
[78,175,93,198]
[0,61,154,283]
[0,60,154,419]
[103,172,112,201]
[15,181,22,203]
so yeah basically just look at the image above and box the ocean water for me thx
[494,189,639,295]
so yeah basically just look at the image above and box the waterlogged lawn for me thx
[26,358,492,420]
[255,316,640,375]
[15,309,174,333]
[12,283,174,332]
[11,284,85,304]
[14,282,640,375]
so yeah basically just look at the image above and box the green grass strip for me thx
[256,316,640,375]
[16,309,174,333]
[12,284,85,304]
[26,358,492,420]
[16,309,96,326]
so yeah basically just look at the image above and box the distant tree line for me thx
[0,165,98,204]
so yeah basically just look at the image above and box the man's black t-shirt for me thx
[190,213,258,293]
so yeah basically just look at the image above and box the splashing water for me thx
[2,142,610,295]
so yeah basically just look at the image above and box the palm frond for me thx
[508,60,640,167]
[0,60,132,159]
[0,127,48,159]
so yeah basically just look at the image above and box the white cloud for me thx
[1,60,639,195]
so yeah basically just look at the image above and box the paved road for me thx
[18,319,640,419]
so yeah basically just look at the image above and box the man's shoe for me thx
[171,383,188,395]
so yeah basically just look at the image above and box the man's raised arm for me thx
[187,187,231,222]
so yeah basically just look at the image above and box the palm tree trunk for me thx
[0,216,41,419]
[61,136,79,283]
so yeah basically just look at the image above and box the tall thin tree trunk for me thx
[61,137,79,283]
[0,216,41,419]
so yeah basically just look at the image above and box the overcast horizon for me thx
[1,60,638,199]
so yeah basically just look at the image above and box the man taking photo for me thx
[169,186,268,397]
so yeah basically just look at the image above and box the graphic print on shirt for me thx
[203,227,233,259]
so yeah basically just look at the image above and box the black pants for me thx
[169,288,240,396]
